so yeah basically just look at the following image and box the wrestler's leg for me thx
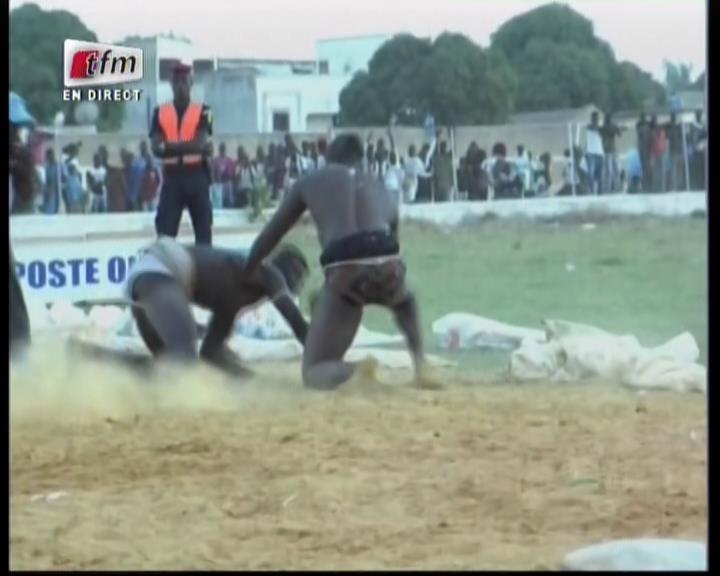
[131,274,198,361]
[302,284,363,390]
[381,267,441,389]
[390,290,424,370]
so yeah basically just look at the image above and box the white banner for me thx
[12,227,257,305]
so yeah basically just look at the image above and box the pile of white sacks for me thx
[432,313,706,394]
[31,299,453,371]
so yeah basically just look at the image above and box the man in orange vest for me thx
[150,63,213,244]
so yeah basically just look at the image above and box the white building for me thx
[256,75,352,133]
[119,33,391,135]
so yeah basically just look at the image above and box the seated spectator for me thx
[514,145,532,196]
[490,142,522,199]
[534,152,553,196]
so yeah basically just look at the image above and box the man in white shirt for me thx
[585,111,605,195]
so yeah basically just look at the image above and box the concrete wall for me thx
[316,35,390,75]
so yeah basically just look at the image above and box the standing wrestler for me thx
[124,238,309,376]
[150,64,214,245]
[243,133,434,390]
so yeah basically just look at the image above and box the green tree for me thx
[609,62,666,111]
[664,61,696,94]
[10,3,124,131]
[491,2,665,112]
[338,33,516,126]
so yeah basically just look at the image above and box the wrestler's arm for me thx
[258,264,309,345]
[244,182,307,275]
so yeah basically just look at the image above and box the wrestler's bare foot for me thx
[356,356,380,380]
[414,361,444,390]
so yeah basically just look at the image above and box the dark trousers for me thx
[9,241,30,356]
[155,169,212,245]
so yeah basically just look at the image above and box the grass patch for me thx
[284,217,707,371]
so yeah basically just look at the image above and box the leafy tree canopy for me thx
[10,3,124,131]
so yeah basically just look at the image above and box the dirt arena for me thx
[10,339,707,570]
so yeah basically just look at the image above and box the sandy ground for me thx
[10,339,707,570]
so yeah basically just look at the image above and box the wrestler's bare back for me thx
[294,164,398,248]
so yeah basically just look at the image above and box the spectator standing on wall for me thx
[636,113,653,192]
[601,112,624,193]
[664,112,686,191]
[87,153,108,213]
[585,111,605,195]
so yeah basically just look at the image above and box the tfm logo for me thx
[64,40,143,88]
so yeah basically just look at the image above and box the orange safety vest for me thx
[158,102,204,166]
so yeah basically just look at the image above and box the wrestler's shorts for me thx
[320,230,406,307]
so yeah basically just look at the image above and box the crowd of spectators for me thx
[16,109,706,216]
